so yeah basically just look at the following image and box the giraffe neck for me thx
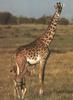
[39,11,61,46]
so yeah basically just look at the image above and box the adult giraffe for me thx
[11,2,63,99]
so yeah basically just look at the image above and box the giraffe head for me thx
[54,2,63,14]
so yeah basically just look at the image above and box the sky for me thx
[0,0,73,19]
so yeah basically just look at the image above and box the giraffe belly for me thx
[27,55,41,64]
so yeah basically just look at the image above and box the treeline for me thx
[0,12,70,25]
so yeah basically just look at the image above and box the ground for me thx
[0,24,73,100]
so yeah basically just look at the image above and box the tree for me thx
[0,12,12,24]
[59,17,69,25]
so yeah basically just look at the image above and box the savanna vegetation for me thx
[0,23,73,100]
[0,12,70,25]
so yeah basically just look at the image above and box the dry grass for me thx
[0,24,73,100]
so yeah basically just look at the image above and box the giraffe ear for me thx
[54,3,58,9]
[63,4,65,7]
[61,3,63,8]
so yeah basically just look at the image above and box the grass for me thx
[0,24,73,100]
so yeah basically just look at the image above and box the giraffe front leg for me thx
[39,62,45,95]
[39,65,44,95]
[30,65,36,76]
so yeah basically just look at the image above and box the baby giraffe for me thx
[11,2,63,99]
